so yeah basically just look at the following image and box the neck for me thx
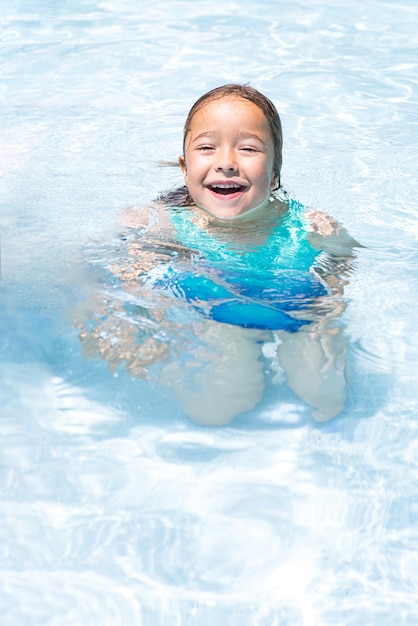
[195,195,273,223]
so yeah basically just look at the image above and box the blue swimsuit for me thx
[150,199,328,332]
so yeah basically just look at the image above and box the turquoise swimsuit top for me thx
[151,198,328,332]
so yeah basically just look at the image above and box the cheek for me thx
[183,156,202,185]
[252,156,273,180]
[256,165,274,189]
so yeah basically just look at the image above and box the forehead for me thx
[189,95,270,133]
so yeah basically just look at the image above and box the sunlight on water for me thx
[2,0,418,624]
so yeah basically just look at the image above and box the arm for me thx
[306,208,364,297]
[274,208,363,421]
[77,191,201,378]
[306,207,363,257]
[76,201,180,377]
[115,186,191,280]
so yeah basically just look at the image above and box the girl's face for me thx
[179,96,277,219]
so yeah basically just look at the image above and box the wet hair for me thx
[182,83,283,189]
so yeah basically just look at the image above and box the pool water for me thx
[2,0,418,624]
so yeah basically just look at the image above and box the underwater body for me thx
[2,0,418,624]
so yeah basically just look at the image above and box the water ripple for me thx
[3,0,418,624]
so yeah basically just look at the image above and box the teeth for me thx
[211,184,241,189]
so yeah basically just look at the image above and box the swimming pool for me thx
[2,0,418,623]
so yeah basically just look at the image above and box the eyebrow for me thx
[237,131,265,142]
[191,130,266,143]
[190,131,217,142]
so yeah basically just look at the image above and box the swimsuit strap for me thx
[167,199,319,272]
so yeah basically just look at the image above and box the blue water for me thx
[2,0,418,624]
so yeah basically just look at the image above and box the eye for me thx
[196,145,215,152]
[240,146,260,153]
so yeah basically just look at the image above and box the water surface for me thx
[2,0,418,624]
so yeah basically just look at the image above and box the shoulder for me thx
[120,205,155,230]
[305,207,363,256]
[305,208,341,236]
[119,186,190,233]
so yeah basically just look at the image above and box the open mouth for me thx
[208,183,245,196]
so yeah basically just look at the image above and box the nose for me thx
[214,147,238,173]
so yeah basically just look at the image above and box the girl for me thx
[79,84,360,425]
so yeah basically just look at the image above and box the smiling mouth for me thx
[208,183,245,196]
